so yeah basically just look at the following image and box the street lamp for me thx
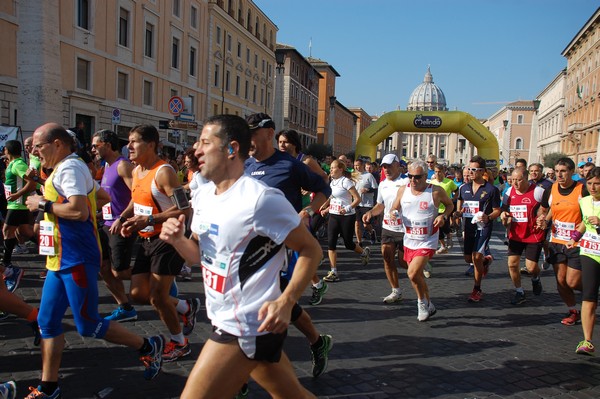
[328,96,336,151]
[503,119,510,165]
[529,99,541,164]
[274,49,285,131]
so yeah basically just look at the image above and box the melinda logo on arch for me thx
[414,114,442,128]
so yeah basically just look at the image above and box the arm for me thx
[341,186,361,215]
[26,194,90,221]
[388,186,406,219]
[96,186,111,209]
[7,178,37,202]
[363,202,385,224]
[257,224,321,334]
[432,186,453,228]
[117,159,134,190]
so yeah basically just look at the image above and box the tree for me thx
[305,143,332,161]
[543,152,569,168]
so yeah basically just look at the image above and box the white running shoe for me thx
[383,291,402,303]
[423,262,433,278]
[417,301,430,321]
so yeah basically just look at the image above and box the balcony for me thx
[567,123,583,133]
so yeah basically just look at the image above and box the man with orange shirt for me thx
[120,124,197,362]
[537,157,588,325]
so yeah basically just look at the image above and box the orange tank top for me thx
[550,182,583,245]
[131,160,169,238]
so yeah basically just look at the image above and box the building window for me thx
[189,47,196,77]
[173,0,181,17]
[214,65,219,87]
[171,89,178,98]
[190,5,198,29]
[213,104,218,116]
[117,72,128,100]
[440,149,445,159]
[237,41,241,58]
[172,37,179,69]
[143,80,153,106]
[145,23,154,58]
[118,8,129,47]
[246,48,250,63]
[515,138,524,149]
[253,84,257,103]
[227,34,232,52]
[225,71,230,91]
[517,114,524,124]
[216,26,221,45]
[254,53,258,68]
[188,94,195,114]
[76,58,90,90]
[77,0,90,30]
[244,80,249,99]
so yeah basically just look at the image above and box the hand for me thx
[433,215,445,228]
[566,239,576,249]
[109,218,123,235]
[120,215,149,237]
[588,216,600,226]
[480,213,490,223]
[159,215,186,245]
[454,211,462,218]
[362,212,372,224]
[320,208,329,217]
[25,194,44,212]
[257,298,293,334]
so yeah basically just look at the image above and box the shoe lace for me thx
[26,387,45,399]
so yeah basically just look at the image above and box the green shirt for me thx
[5,157,30,210]
[29,154,41,171]
[579,196,600,263]
[430,177,458,213]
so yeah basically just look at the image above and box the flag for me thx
[577,83,583,99]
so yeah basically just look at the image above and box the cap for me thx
[246,113,276,130]
[399,159,407,167]
[578,161,586,168]
[381,154,399,165]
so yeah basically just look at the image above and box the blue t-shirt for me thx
[244,150,332,212]
[458,180,501,226]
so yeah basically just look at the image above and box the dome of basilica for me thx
[407,66,448,111]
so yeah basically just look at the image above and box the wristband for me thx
[39,200,53,214]
[571,230,583,242]
[343,205,353,213]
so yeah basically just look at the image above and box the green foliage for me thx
[543,152,569,168]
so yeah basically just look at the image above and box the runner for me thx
[160,114,320,399]
[389,160,453,320]
[25,123,164,398]
[429,163,458,253]
[353,158,378,246]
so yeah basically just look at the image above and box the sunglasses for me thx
[248,119,273,129]
[407,174,424,180]
[467,167,484,172]
[426,161,435,164]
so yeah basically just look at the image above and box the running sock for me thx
[40,382,58,395]
[392,288,401,295]
[171,333,185,345]
[176,299,189,314]
[516,287,525,294]
[418,298,429,306]
[314,280,324,289]
[3,237,16,264]
[331,268,337,274]
[139,338,152,354]
[311,335,323,350]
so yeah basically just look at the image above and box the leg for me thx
[581,300,597,342]
[507,255,522,289]
[149,274,182,335]
[406,255,430,301]
[382,243,399,289]
[292,309,319,345]
[553,262,576,307]
[251,352,316,399]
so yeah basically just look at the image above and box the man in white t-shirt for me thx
[354,158,378,246]
[363,154,409,303]
[160,115,321,399]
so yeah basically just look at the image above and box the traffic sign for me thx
[588,156,593,162]
[168,96,184,116]
[158,119,198,130]
[179,113,195,121]
[112,108,121,124]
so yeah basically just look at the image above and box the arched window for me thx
[515,138,523,150]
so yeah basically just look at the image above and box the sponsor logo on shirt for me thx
[419,201,428,210]
[251,171,265,176]
[209,223,219,235]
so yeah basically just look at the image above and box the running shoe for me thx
[163,338,191,362]
[428,301,437,317]
[182,298,201,336]
[140,335,164,380]
[30,321,41,346]
[25,386,61,399]
[468,289,483,303]
[309,282,328,306]
[435,246,448,254]
[423,262,432,278]
[417,301,430,321]
[179,265,192,281]
[39,270,47,279]
[361,247,371,266]
[4,265,23,293]
[520,265,530,275]
[561,309,580,326]
[0,380,16,399]
[464,264,474,277]
[105,306,138,322]
[311,334,333,378]
[323,270,339,282]
[12,244,28,255]
[383,291,402,304]
[446,236,453,249]
[0,311,8,321]
[510,291,526,305]
[532,279,543,296]
[576,340,595,355]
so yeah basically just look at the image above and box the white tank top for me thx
[400,184,439,250]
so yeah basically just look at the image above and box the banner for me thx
[0,126,20,150]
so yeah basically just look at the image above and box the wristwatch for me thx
[304,207,315,217]
[147,215,156,226]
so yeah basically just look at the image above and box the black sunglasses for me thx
[407,174,424,180]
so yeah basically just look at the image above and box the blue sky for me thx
[254,0,598,120]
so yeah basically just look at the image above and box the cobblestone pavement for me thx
[2,227,600,398]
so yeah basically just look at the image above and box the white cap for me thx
[381,153,399,165]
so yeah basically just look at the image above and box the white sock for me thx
[170,333,185,345]
[392,288,400,295]
[516,287,524,294]
[331,268,337,274]
[314,280,323,289]
[176,299,189,314]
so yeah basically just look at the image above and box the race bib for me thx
[463,201,479,218]
[134,203,154,233]
[4,185,11,199]
[405,219,429,240]
[330,198,343,214]
[201,252,230,295]
[509,205,527,223]
[553,220,575,242]
[580,232,600,256]
[39,220,56,256]
[102,203,113,221]
[383,213,401,227]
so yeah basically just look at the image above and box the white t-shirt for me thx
[189,171,209,202]
[191,175,300,337]
[356,171,378,208]
[401,184,439,250]
[52,154,95,197]
[329,176,355,215]
[377,175,409,232]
